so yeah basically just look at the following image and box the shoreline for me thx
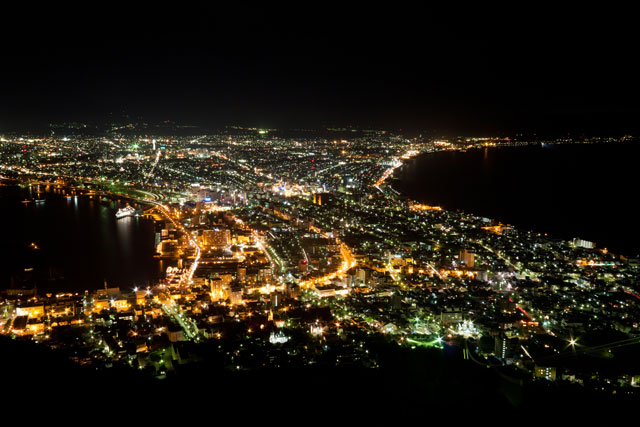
[0,183,164,293]
[387,142,639,258]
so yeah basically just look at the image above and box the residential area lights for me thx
[1,129,638,394]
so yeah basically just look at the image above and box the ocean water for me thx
[394,142,640,256]
[0,185,164,292]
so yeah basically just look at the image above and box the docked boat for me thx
[115,205,136,219]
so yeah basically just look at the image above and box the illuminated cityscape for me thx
[1,5,639,416]
[2,129,640,408]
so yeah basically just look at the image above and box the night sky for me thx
[1,5,638,135]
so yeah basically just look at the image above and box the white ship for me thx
[115,205,136,219]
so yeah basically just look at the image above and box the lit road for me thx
[149,203,202,285]
[144,201,203,340]
[300,227,356,288]
[252,231,285,276]
[161,303,200,341]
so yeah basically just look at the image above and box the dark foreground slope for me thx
[2,336,638,421]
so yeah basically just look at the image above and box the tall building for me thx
[572,238,595,249]
[460,249,475,268]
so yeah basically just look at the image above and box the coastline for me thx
[0,183,163,292]
[387,142,640,257]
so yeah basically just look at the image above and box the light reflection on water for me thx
[1,186,166,292]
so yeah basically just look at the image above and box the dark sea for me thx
[0,185,165,293]
[394,142,640,257]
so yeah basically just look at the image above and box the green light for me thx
[406,337,444,349]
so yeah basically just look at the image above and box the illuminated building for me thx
[92,299,110,313]
[201,229,230,248]
[534,365,557,381]
[229,284,243,305]
[460,249,475,268]
[572,237,595,249]
[16,304,44,319]
[112,298,130,312]
[208,274,232,301]
[258,267,272,283]
[135,290,148,306]
[269,330,289,344]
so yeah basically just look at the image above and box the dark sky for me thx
[1,5,638,135]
